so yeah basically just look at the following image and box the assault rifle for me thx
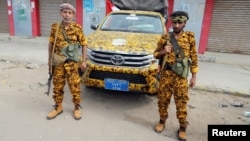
[45,23,59,96]
[45,67,53,96]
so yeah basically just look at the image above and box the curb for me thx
[198,54,216,63]
[193,85,250,98]
[0,34,47,45]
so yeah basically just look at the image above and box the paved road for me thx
[1,33,250,141]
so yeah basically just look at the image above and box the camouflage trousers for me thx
[157,70,189,124]
[52,61,81,104]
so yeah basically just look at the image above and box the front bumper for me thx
[81,61,158,94]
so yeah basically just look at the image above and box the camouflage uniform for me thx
[154,31,198,126]
[48,22,87,106]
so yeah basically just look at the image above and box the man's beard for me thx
[173,25,185,33]
[173,28,182,33]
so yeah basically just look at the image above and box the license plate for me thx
[104,78,129,91]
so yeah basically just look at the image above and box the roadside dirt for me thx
[0,60,250,141]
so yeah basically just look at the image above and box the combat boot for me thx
[155,116,167,133]
[47,102,63,120]
[178,122,188,141]
[73,104,82,120]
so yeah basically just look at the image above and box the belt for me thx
[164,64,172,70]
[64,58,74,63]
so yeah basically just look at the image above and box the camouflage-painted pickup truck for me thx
[82,10,166,94]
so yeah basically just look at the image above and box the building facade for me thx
[0,0,249,55]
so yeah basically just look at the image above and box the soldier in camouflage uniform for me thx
[47,3,87,120]
[153,11,199,141]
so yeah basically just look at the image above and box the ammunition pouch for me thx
[62,43,81,63]
[52,53,67,66]
[52,44,82,67]
[171,58,192,78]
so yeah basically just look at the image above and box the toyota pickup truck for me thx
[82,9,167,94]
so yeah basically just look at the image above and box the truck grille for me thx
[89,70,147,84]
[89,51,151,67]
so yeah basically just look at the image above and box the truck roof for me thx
[108,10,164,17]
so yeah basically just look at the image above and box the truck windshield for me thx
[100,13,164,34]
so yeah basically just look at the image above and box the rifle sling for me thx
[170,32,185,59]
[61,26,70,43]
[50,23,60,72]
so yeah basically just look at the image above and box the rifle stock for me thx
[161,38,172,71]
[161,54,168,71]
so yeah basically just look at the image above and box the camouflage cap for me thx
[59,3,76,13]
[171,16,188,22]
[170,11,189,22]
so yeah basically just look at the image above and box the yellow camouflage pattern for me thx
[82,10,166,94]
[87,31,162,54]
[154,31,198,73]
[49,22,87,55]
[171,16,188,22]
[83,62,159,94]
[48,21,86,104]
[157,70,189,123]
[155,31,198,124]
[53,62,81,104]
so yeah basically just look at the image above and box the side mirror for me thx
[90,24,98,30]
